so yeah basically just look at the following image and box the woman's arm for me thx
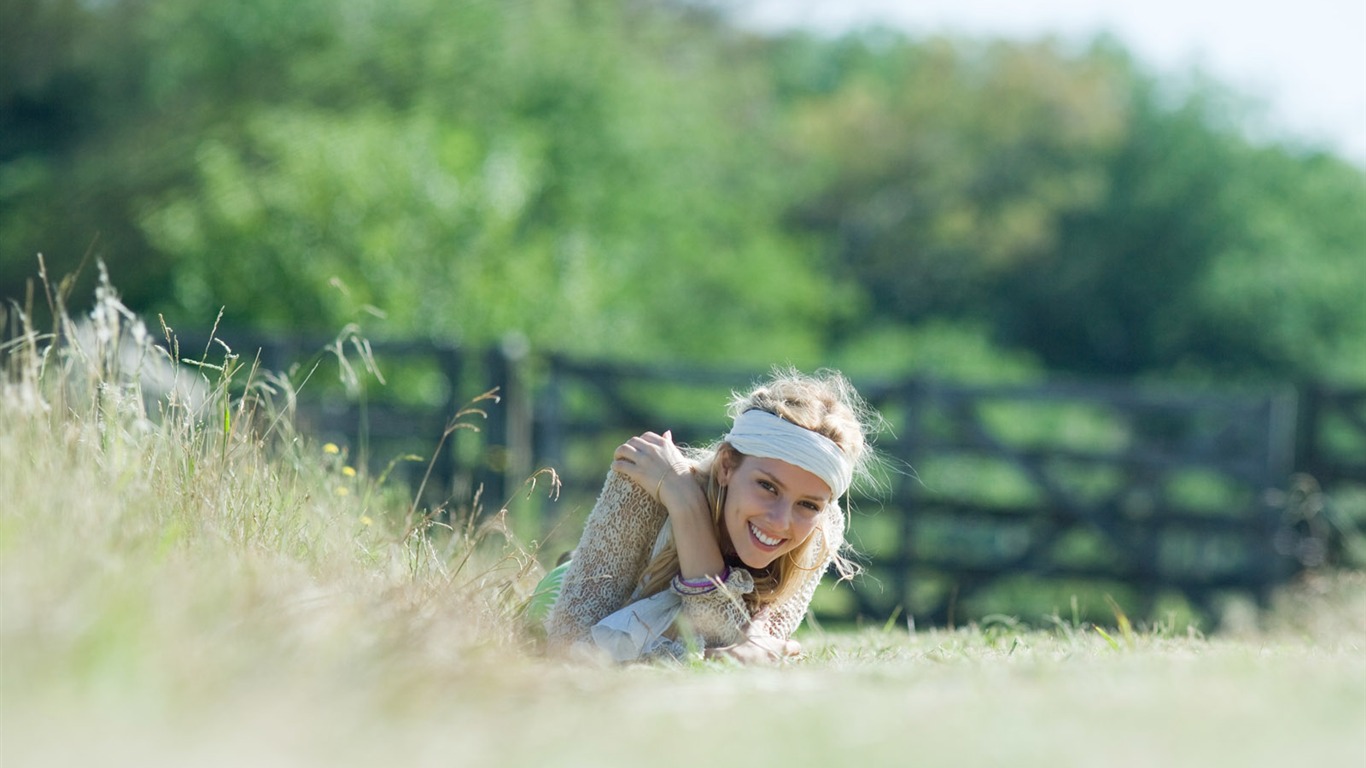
[605,430,755,650]
[544,470,666,651]
[611,431,726,583]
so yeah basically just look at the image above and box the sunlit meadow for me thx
[2,274,1362,767]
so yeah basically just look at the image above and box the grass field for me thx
[3,280,1363,767]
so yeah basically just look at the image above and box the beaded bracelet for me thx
[671,566,731,596]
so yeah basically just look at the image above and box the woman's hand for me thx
[611,430,698,513]
[705,634,802,665]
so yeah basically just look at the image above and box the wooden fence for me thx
[845,378,1300,625]
[170,332,1365,627]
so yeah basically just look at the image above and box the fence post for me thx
[474,347,510,510]
[1259,390,1302,604]
[535,355,567,487]
[432,341,465,503]
[500,333,533,502]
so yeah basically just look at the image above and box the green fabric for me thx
[525,559,571,624]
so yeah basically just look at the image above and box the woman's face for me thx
[719,453,832,569]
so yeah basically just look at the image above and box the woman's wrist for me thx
[671,565,731,595]
[656,470,706,519]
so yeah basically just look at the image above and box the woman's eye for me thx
[758,480,777,493]
[800,501,822,513]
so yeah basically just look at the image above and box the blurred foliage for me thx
[1,0,835,366]
[3,0,1364,383]
[774,31,1366,381]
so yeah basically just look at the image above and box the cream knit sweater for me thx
[545,469,841,657]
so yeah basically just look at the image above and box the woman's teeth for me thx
[749,522,782,547]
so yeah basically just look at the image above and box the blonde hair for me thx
[637,367,878,610]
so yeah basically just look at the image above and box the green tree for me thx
[775,29,1366,382]
[1,0,171,317]
[3,0,839,366]
[1190,147,1366,381]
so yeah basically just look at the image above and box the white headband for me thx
[723,410,853,499]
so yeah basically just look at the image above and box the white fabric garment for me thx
[589,520,680,661]
[589,589,683,661]
[724,409,853,499]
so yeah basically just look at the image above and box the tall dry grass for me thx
[1,267,550,762]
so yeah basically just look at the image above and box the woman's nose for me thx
[764,499,790,530]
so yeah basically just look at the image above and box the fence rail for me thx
[164,332,1365,627]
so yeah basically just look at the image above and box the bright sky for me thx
[738,0,1366,165]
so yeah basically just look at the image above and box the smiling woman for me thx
[543,368,881,664]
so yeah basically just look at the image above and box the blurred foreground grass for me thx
[3,276,1363,768]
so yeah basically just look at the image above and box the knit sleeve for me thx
[750,506,845,641]
[673,568,756,647]
[545,470,666,652]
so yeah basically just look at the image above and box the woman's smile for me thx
[748,522,784,548]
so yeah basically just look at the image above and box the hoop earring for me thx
[708,479,734,557]
[790,526,832,572]
[705,471,727,522]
